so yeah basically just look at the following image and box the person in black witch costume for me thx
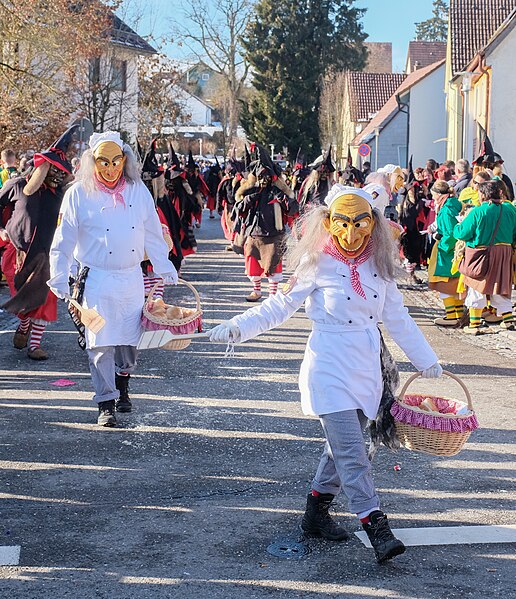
[473,129,514,201]
[203,157,223,219]
[165,143,199,258]
[235,144,298,301]
[0,123,80,359]
[141,139,183,299]
[290,149,310,198]
[185,150,210,228]
[298,146,335,213]
[339,150,365,188]
[398,158,428,285]
[217,153,243,249]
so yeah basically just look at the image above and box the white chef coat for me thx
[48,180,176,349]
[231,253,438,418]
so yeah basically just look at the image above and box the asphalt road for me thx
[0,214,515,599]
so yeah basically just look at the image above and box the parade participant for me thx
[473,133,514,201]
[427,181,464,327]
[398,163,427,284]
[298,147,335,213]
[454,180,516,334]
[458,170,491,207]
[48,131,178,427]
[165,143,199,258]
[0,125,79,359]
[209,184,442,563]
[290,150,310,198]
[204,158,222,219]
[141,139,183,298]
[185,151,209,228]
[216,156,242,248]
[235,145,298,301]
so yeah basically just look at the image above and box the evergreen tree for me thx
[415,0,449,42]
[242,0,367,158]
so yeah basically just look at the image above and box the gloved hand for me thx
[209,322,241,343]
[162,271,178,285]
[421,363,443,378]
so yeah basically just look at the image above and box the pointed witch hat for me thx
[473,126,503,164]
[142,138,162,179]
[166,140,183,180]
[187,150,197,170]
[25,122,81,195]
[407,155,415,184]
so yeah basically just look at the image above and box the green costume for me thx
[454,201,516,247]
[434,196,462,278]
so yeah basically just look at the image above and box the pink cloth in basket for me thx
[391,400,479,433]
[141,314,202,335]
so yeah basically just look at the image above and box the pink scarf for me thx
[95,175,127,208]
[324,238,374,299]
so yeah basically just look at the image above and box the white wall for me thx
[408,64,447,166]
[173,88,212,125]
[487,24,516,181]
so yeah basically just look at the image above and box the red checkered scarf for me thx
[94,175,127,208]
[323,238,374,299]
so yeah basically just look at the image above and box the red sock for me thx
[360,516,371,524]
[311,490,320,497]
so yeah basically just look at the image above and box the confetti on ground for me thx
[50,379,77,387]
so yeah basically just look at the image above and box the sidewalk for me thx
[0,215,514,599]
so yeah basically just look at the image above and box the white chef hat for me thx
[324,183,374,209]
[363,183,390,213]
[89,131,124,153]
[377,163,398,174]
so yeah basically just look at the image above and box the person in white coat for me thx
[210,185,443,563]
[48,132,178,427]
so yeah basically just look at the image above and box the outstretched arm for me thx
[211,276,316,343]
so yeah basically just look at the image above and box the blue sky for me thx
[356,0,437,71]
[123,0,437,72]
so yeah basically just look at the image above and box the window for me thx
[111,59,127,92]
[201,73,210,81]
[89,57,101,84]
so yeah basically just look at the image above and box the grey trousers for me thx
[87,345,137,404]
[311,409,380,515]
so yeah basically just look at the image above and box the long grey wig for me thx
[77,143,142,194]
[286,204,398,281]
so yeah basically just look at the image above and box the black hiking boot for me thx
[97,400,117,427]
[115,374,132,412]
[362,510,406,563]
[301,493,349,541]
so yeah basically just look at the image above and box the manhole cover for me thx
[266,539,310,559]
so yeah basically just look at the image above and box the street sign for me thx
[358,143,371,157]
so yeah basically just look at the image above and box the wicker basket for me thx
[391,371,479,457]
[141,279,202,350]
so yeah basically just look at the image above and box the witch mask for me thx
[93,141,126,187]
[324,193,374,259]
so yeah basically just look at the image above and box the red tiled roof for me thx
[351,60,446,146]
[406,41,446,72]
[450,0,515,75]
[347,72,406,122]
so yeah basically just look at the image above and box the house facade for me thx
[351,60,446,170]
[81,14,156,144]
[445,0,515,163]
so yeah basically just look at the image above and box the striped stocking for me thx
[18,315,31,334]
[268,281,279,296]
[144,276,164,299]
[29,323,46,350]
